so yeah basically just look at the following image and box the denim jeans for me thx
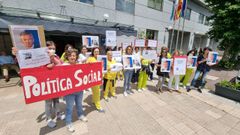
[124,70,134,92]
[65,91,84,125]
[191,70,209,88]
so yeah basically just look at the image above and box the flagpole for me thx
[169,0,177,53]
[175,18,181,50]
[169,21,175,53]
[180,0,188,51]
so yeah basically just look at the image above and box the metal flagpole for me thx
[175,18,181,50]
[180,0,188,50]
[169,0,177,53]
[169,21,176,53]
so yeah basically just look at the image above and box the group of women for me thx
[17,41,213,133]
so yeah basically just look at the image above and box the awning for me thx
[0,15,137,36]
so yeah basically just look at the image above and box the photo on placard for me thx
[112,51,122,63]
[187,56,197,68]
[123,55,134,69]
[161,58,172,72]
[207,52,218,65]
[82,35,99,48]
[97,55,107,73]
[9,25,45,50]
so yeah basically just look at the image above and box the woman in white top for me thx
[78,46,88,64]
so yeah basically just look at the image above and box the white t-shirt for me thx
[78,53,87,64]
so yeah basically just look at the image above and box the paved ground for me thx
[1,76,240,135]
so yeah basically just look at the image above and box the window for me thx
[146,29,158,40]
[204,16,210,25]
[198,13,204,24]
[72,0,94,4]
[116,0,135,14]
[148,0,163,11]
[184,8,191,20]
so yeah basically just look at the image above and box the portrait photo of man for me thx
[9,25,42,50]
[19,31,40,49]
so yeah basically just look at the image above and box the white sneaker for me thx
[142,88,146,91]
[123,91,128,96]
[138,89,142,92]
[127,90,133,95]
[66,124,75,133]
[78,115,88,122]
[57,113,65,120]
[47,119,56,128]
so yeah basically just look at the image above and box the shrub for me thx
[219,80,240,90]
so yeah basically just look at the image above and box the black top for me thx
[197,55,210,72]
[156,56,169,77]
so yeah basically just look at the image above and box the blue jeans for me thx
[124,70,134,92]
[191,70,209,88]
[65,91,84,125]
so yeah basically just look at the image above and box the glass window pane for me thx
[116,0,135,14]
[148,0,155,8]
[198,13,204,24]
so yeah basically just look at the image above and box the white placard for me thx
[207,52,218,65]
[122,55,134,69]
[106,31,117,46]
[160,58,172,72]
[142,50,158,60]
[97,55,107,73]
[173,56,187,75]
[18,47,50,69]
[112,51,122,63]
[135,39,145,47]
[187,56,197,68]
[110,63,123,72]
[133,55,141,69]
[147,40,157,48]
[82,35,99,48]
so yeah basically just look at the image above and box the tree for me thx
[205,0,240,64]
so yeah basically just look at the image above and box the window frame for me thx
[198,13,204,24]
[147,0,164,11]
[115,0,135,14]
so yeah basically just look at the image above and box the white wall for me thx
[2,0,212,49]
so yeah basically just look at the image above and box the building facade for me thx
[0,0,218,54]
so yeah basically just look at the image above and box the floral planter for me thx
[215,83,240,102]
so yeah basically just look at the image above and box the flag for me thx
[170,0,176,21]
[181,0,187,17]
[175,0,183,20]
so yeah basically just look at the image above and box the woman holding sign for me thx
[168,50,181,93]
[138,55,152,92]
[156,49,169,93]
[87,47,105,113]
[180,49,197,88]
[103,51,117,101]
[123,46,134,96]
[63,49,88,133]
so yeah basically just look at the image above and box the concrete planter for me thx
[215,83,240,102]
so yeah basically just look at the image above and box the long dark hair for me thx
[91,47,100,56]
[187,49,197,56]
[125,45,133,55]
